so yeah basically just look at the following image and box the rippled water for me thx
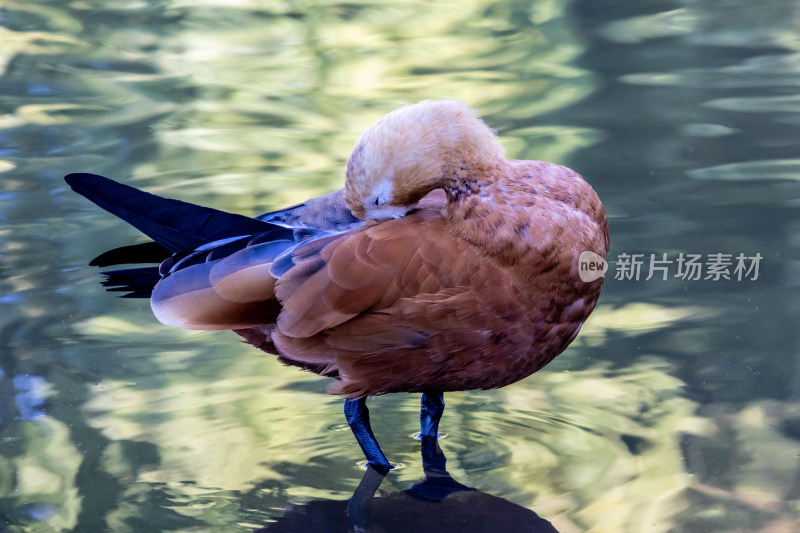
[2,0,800,531]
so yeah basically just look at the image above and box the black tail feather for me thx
[65,173,278,253]
[90,242,171,267]
[99,267,161,298]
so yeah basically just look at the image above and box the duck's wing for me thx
[160,191,452,334]
[66,173,368,329]
[149,190,368,330]
[272,192,470,339]
[150,228,317,329]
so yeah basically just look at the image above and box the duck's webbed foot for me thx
[344,397,392,475]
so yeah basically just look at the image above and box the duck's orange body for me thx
[67,100,608,473]
[231,162,606,397]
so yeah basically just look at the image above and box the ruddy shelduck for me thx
[66,100,609,474]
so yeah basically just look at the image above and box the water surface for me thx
[1,0,799,531]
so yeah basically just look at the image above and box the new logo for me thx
[578,251,608,282]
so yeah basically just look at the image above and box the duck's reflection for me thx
[256,436,559,533]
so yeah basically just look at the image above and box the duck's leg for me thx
[420,392,446,474]
[420,392,444,438]
[344,397,392,475]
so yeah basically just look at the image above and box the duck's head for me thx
[345,100,505,220]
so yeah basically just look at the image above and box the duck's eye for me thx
[374,197,380,206]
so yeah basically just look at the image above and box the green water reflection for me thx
[1,0,799,531]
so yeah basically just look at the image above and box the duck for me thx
[65,100,609,475]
